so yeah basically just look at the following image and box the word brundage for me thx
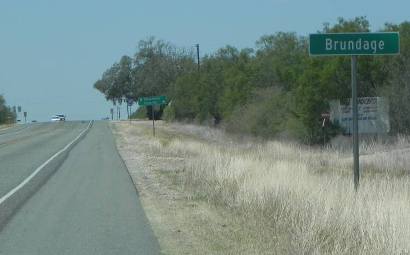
[325,38,385,53]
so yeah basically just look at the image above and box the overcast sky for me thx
[0,0,409,121]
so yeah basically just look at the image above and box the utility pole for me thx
[195,44,200,73]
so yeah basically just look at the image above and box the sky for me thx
[0,0,409,122]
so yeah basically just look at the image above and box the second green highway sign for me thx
[138,96,167,106]
[309,32,400,56]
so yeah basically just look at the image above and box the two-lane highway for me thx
[0,122,89,197]
[0,121,160,254]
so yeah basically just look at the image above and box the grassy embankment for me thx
[113,121,410,255]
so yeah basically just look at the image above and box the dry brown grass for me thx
[113,121,410,255]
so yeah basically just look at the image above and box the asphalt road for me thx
[0,121,160,255]
[0,124,30,136]
[0,122,89,197]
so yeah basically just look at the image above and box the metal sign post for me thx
[351,56,359,191]
[321,112,330,146]
[151,106,155,136]
[309,32,399,191]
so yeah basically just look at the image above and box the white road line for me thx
[0,121,93,205]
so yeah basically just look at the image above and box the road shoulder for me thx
[111,121,273,255]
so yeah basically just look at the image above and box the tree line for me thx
[94,17,410,143]
[0,95,16,124]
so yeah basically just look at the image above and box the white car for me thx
[51,114,66,122]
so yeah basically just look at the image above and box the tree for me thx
[292,16,388,143]
[94,17,409,143]
[133,37,194,98]
[381,22,410,134]
[254,32,307,91]
[0,95,15,124]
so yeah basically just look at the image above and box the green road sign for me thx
[309,32,400,56]
[309,31,400,191]
[138,96,167,106]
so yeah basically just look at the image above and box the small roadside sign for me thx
[138,96,167,137]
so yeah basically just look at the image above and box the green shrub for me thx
[225,88,291,138]
[163,103,176,122]
[130,106,147,119]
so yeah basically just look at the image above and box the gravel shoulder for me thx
[111,121,258,255]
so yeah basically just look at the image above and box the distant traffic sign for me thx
[138,96,167,106]
[309,32,399,56]
[138,96,167,137]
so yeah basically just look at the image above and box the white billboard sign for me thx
[329,97,390,134]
